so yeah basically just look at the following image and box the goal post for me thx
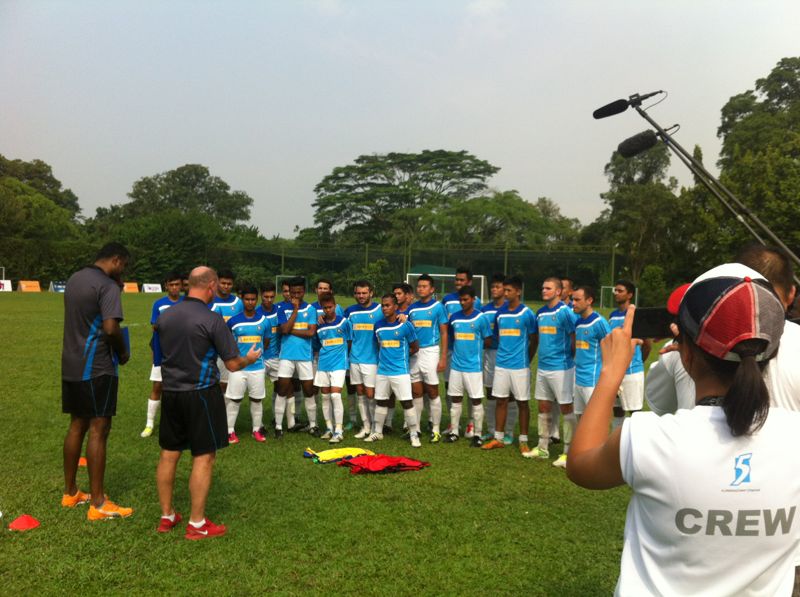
[405,273,487,305]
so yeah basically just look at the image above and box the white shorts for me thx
[447,370,485,399]
[492,367,531,401]
[616,371,644,411]
[217,357,230,383]
[278,359,314,381]
[314,369,347,389]
[226,369,267,400]
[149,365,162,382]
[375,374,413,402]
[573,385,594,415]
[482,349,497,388]
[534,368,575,405]
[263,358,279,382]
[349,362,377,388]
[410,346,440,385]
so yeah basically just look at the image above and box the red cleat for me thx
[227,432,239,445]
[157,512,182,533]
[185,519,227,540]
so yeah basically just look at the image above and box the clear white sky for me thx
[2,0,799,238]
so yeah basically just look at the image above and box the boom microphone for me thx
[617,130,659,158]
[593,99,629,120]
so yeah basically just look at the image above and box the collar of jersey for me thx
[577,312,599,325]
[319,315,345,328]
[452,310,481,321]
[538,301,566,314]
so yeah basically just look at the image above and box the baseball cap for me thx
[677,263,785,362]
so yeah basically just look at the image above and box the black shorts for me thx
[62,375,118,418]
[159,385,229,456]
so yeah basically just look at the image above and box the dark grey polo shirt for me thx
[155,296,239,392]
[61,266,124,382]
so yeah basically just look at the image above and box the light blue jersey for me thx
[344,302,381,364]
[535,302,576,371]
[574,312,611,387]
[449,310,491,373]
[442,292,483,317]
[150,295,183,366]
[374,319,417,376]
[227,312,268,372]
[495,304,537,370]
[408,299,448,348]
[316,316,351,372]
[609,309,644,374]
[480,300,507,350]
[277,302,316,361]
[311,301,345,353]
[211,294,244,322]
[256,305,280,360]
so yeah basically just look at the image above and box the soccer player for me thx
[274,277,318,437]
[567,286,611,468]
[523,277,578,461]
[480,273,514,441]
[257,282,281,397]
[609,280,651,427]
[314,293,351,443]
[408,274,448,443]
[392,282,415,315]
[482,276,537,454]
[368,294,421,447]
[560,277,575,308]
[141,272,183,438]
[61,242,132,519]
[344,280,381,439]
[210,269,243,394]
[225,286,270,444]
[307,279,345,431]
[445,286,491,446]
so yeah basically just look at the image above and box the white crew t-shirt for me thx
[617,406,800,596]
[764,319,800,411]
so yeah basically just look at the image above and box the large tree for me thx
[0,154,81,217]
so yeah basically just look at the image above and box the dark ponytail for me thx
[723,340,771,437]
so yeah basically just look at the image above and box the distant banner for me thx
[123,282,139,293]
[142,283,163,293]
[0,280,11,292]
[49,281,67,293]
[18,281,42,292]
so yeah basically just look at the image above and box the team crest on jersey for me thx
[731,452,752,486]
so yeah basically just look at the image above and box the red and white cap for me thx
[676,263,785,362]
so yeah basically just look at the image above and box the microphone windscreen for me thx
[593,99,629,119]
[617,130,659,158]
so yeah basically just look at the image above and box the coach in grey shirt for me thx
[154,266,261,540]
[61,242,132,520]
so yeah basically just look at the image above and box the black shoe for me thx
[444,433,459,443]
[289,422,306,433]
[470,436,483,448]
[274,428,284,439]
[382,425,394,435]
[308,426,322,437]
[550,436,562,445]
[400,429,411,440]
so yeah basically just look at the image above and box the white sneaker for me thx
[354,427,370,439]
[329,432,343,444]
[364,432,384,443]
[320,429,333,440]
[410,433,422,448]
[552,454,568,468]
[140,426,153,438]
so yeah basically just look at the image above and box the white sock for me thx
[274,395,287,429]
[146,399,160,428]
[386,406,395,429]
[505,400,518,436]
[286,393,296,427]
[331,392,344,432]
[550,410,561,440]
[537,413,551,451]
[519,434,528,444]
[321,393,333,430]
[348,393,357,423]
[563,412,577,455]
[449,401,463,436]
[413,397,424,424]
[189,518,206,528]
[226,398,241,433]
[161,512,176,522]
[305,396,317,427]
[356,394,371,429]
[486,398,496,434]
[373,405,388,433]
[368,399,377,427]
[250,400,263,432]
[429,397,442,433]
[403,406,419,435]
[472,403,484,437]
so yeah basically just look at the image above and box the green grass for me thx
[0,293,632,595]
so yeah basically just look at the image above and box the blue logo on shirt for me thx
[731,452,752,486]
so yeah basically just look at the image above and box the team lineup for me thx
[142,268,650,466]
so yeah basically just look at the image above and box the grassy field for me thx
[0,292,635,595]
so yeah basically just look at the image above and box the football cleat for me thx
[354,427,370,439]
[329,432,344,444]
[522,447,550,460]
[443,433,459,443]
[410,433,422,448]
[481,439,505,450]
[308,426,322,437]
[274,428,284,439]
[469,436,483,448]
[157,512,182,533]
[252,429,267,443]
[140,426,154,438]
[185,519,226,540]
[363,432,384,443]
[430,431,441,444]
[61,490,90,508]
[227,432,239,445]
[502,434,514,446]
[552,454,568,468]
[87,500,133,520]
[320,429,333,440]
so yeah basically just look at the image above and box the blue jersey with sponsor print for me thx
[211,294,243,322]
[344,302,381,364]
[374,319,417,376]
[449,310,491,373]
[494,304,538,370]
[316,316,351,372]
[277,302,316,361]
[574,312,611,387]
[442,292,483,318]
[408,299,448,348]
[536,302,576,371]
[227,311,268,372]
[609,309,644,374]
[480,300,507,350]
[150,295,183,366]
[311,301,345,353]
[256,304,281,360]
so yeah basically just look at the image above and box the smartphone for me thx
[631,307,673,339]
